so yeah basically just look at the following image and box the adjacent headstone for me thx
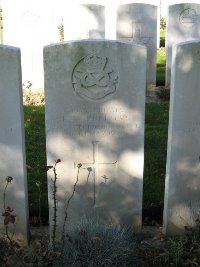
[165,3,200,86]
[64,4,105,40]
[116,3,157,85]
[44,40,146,241]
[0,6,3,44]
[2,0,53,89]
[0,45,29,245]
[163,40,200,235]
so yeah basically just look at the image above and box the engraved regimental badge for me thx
[179,8,198,28]
[72,54,119,101]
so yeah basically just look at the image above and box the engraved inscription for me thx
[22,10,41,26]
[179,8,198,28]
[63,105,136,138]
[72,54,118,101]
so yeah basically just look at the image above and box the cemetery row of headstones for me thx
[0,37,200,245]
[1,1,200,90]
[1,2,158,88]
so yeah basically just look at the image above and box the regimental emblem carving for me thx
[179,8,198,28]
[72,54,119,101]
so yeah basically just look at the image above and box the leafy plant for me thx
[57,19,64,42]
[55,215,138,267]
[160,17,166,30]
[46,159,61,254]
[2,176,16,243]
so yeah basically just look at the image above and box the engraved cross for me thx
[77,141,117,180]
[75,141,117,205]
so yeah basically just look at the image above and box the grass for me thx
[160,29,165,47]
[156,30,166,86]
[24,106,48,224]
[156,48,166,86]
[24,102,169,224]
[143,103,169,222]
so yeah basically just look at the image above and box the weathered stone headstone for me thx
[116,3,157,85]
[2,0,53,89]
[0,45,29,245]
[44,40,146,240]
[163,40,200,235]
[64,4,105,40]
[165,3,200,86]
[0,6,3,44]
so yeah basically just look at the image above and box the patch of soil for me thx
[0,227,54,267]
[0,224,166,267]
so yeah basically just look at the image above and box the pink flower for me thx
[55,159,61,164]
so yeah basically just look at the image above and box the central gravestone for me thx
[44,40,146,240]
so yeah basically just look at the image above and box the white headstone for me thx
[163,40,200,235]
[64,4,105,40]
[44,40,146,241]
[116,3,157,85]
[0,6,3,44]
[2,0,53,90]
[0,45,29,245]
[166,3,200,86]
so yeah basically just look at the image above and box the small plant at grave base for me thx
[55,215,138,267]
[61,162,82,249]
[1,176,27,267]
[46,158,61,255]
[2,176,16,243]
[47,160,82,256]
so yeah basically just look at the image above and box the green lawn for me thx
[24,102,169,224]
[24,106,48,223]
[143,103,169,219]
[156,29,166,85]
[160,29,165,47]
[157,48,166,85]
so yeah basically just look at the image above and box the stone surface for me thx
[163,40,200,235]
[117,3,157,85]
[2,0,53,89]
[64,3,105,40]
[0,45,29,245]
[165,3,200,86]
[44,40,146,240]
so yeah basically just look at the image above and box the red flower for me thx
[2,206,16,225]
